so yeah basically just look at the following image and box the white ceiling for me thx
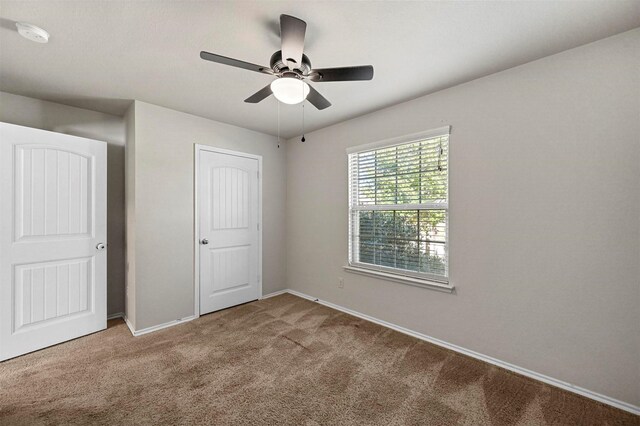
[1,1,638,138]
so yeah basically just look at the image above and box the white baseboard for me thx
[120,288,289,337]
[123,314,197,337]
[282,289,640,416]
[261,289,289,299]
[107,312,124,320]
[123,315,135,336]
[119,288,292,337]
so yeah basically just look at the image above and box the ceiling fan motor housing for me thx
[270,50,311,76]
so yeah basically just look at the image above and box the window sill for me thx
[343,265,455,294]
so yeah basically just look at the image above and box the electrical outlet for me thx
[338,277,344,289]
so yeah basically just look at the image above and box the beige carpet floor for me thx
[0,293,637,425]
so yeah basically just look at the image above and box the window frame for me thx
[346,126,452,291]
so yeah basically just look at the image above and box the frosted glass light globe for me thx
[270,77,310,105]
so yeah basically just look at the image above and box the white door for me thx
[198,148,261,315]
[0,122,107,361]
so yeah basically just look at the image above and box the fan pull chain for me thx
[277,99,280,148]
[301,102,306,142]
[301,82,306,142]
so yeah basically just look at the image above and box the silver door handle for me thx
[201,238,209,245]
[96,243,106,250]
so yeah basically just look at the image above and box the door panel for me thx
[211,167,250,230]
[199,150,260,315]
[14,146,92,240]
[0,122,107,361]
[210,245,250,293]
[14,257,92,332]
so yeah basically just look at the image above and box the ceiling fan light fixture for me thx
[270,77,310,105]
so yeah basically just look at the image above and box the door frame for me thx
[193,144,263,318]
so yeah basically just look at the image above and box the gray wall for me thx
[127,101,286,330]
[285,29,640,406]
[0,91,126,316]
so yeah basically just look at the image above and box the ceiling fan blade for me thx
[280,14,306,70]
[244,84,273,103]
[200,51,273,75]
[309,65,374,82]
[306,85,331,110]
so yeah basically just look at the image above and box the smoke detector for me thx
[16,22,49,43]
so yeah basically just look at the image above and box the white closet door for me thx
[0,122,107,361]
[198,148,261,315]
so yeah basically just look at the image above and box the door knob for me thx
[96,243,106,250]
[201,238,209,245]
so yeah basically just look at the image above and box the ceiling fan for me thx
[200,14,374,110]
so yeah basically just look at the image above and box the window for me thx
[348,127,449,284]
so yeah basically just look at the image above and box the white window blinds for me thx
[348,129,449,283]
